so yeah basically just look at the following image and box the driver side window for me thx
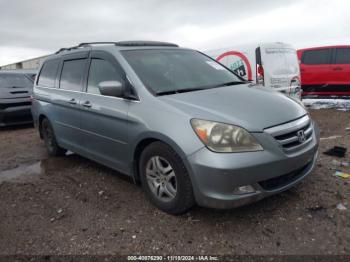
[87,59,123,95]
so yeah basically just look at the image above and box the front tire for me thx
[139,142,195,215]
[41,118,67,157]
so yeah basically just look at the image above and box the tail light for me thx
[257,64,264,85]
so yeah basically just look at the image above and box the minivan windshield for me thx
[122,49,243,95]
[0,73,33,88]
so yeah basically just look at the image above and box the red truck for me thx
[297,45,350,97]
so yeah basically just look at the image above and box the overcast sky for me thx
[0,0,349,66]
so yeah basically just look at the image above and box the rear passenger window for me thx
[87,59,123,95]
[38,59,59,87]
[302,49,330,65]
[60,59,86,91]
[335,48,350,64]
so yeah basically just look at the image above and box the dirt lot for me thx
[0,109,349,255]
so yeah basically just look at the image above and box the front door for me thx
[80,51,131,173]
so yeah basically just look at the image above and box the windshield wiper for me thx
[214,81,246,87]
[156,81,246,96]
[156,87,206,96]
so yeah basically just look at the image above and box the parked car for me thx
[0,70,34,126]
[297,45,350,97]
[32,41,319,214]
[206,42,302,99]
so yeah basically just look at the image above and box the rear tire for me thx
[41,118,67,157]
[139,141,195,215]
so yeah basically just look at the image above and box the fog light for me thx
[233,185,255,195]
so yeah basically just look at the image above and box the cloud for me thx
[0,0,349,65]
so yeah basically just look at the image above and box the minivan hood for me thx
[159,84,306,132]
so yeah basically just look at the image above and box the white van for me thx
[205,42,301,99]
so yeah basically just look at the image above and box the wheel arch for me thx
[131,133,189,182]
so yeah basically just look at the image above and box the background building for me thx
[0,55,49,70]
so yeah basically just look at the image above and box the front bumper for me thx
[186,122,319,209]
[0,100,32,127]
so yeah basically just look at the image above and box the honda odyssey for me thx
[32,41,319,214]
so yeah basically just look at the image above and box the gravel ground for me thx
[0,109,349,256]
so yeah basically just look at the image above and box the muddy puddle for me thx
[0,152,89,184]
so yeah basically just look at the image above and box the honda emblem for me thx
[297,130,306,143]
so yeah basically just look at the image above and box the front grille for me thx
[258,162,310,191]
[264,115,313,152]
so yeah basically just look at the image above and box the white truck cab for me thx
[206,42,301,99]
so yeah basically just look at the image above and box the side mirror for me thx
[98,81,123,97]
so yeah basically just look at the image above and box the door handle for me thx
[82,101,92,108]
[67,98,77,105]
[333,67,343,71]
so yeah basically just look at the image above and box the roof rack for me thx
[78,42,119,47]
[115,41,178,47]
[55,41,178,54]
[79,41,178,47]
[54,45,84,54]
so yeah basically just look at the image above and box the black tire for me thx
[41,118,67,157]
[139,141,195,215]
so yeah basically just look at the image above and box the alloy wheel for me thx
[145,156,177,202]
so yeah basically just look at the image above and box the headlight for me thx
[191,119,263,153]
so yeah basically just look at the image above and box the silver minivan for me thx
[32,41,319,214]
